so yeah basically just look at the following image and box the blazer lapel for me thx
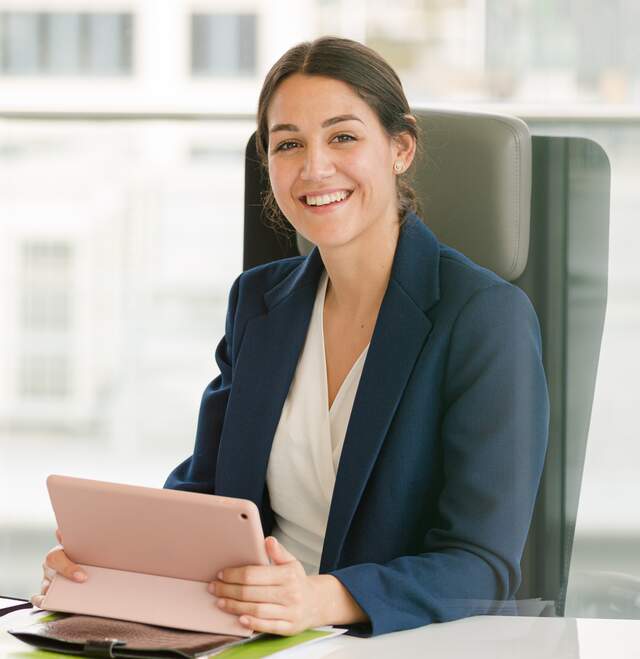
[320,213,441,571]
[214,248,324,519]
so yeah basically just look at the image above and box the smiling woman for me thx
[35,36,549,639]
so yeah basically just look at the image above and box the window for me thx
[0,12,133,76]
[191,14,256,76]
[18,241,74,400]
[484,0,640,102]
[19,353,71,399]
[21,242,72,331]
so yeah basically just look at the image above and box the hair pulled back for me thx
[255,36,422,231]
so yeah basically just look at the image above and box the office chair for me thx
[242,109,611,616]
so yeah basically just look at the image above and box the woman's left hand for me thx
[209,536,323,635]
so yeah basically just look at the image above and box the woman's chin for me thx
[300,226,357,251]
[293,215,360,248]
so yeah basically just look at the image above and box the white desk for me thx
[2,615,640,658]
[291,616,640,659]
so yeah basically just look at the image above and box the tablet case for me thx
[10,613,249,658]
[42,475,269,637]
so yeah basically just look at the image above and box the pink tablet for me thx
[42,475,268,636]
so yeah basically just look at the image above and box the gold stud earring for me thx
[394,160,404,173]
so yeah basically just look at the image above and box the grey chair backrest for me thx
[243,107,610,615]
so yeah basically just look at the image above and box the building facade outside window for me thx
[19,241,74,401]
[0,12,133,76]
[191,13,257,77]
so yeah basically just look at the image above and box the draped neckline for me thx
[318,271,370,414]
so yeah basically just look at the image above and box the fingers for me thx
[265,536,296,565]
[35,542,88,608]
[45,546,87,583]
[218,562,295,587]
[209,582,284,604]
[211,546,311,636]
[43,565,56,581]
[30,594,45,608]
[236,615,296,636]
[31,574,53,608]
[215,596,288,622]
[41,577,51,595]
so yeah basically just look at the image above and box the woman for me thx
[34,36,549,637]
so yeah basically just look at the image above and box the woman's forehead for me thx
[267,74,372,129]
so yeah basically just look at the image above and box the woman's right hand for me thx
[30,529,88,608]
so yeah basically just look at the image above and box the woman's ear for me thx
[392,130,417,171]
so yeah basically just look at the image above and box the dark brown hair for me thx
[255,36,423,232]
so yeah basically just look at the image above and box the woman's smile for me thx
[300,189,354,213]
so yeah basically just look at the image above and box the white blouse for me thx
[265,270,370,575]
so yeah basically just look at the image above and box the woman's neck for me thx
[319,218,400,318]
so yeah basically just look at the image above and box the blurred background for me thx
[1,0,638,618]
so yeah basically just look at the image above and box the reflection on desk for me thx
[284,615,640,659]
[2,614,640,658]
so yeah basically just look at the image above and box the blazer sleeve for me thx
[330,282,550,636]
[163,274,241,494]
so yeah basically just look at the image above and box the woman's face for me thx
[266,73,414,250]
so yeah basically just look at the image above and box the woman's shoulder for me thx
[438,240,506,289]
[435,239,537,324]
[402,212,528,311]
[240,254,307,287]
[230,254,308,312]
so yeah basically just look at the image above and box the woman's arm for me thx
[329,282,550,636]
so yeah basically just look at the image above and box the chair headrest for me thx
[296,108,531,282]
[412,108,532,281]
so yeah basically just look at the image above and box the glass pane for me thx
[0,119,250,597]
[237,15,257,75]
[46,13,82,74]
[19,353,71,399]
[2,12,41,74]
[191,14,256,76]
[86,13,128,74]
[21,241,73,331]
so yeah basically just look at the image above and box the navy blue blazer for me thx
[165,212,549,636]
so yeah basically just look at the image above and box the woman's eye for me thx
[273,134,355,153]
[275,140,298,152]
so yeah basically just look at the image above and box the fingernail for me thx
[217,571,223,580]
[73,571,87,582]
[239,616,249,625]
[217,599,226,608]
[207,582,215,594]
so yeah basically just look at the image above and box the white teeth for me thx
[305,190,350,206]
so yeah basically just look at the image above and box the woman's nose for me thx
[300,145,335,181]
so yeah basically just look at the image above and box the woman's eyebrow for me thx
[269,114,364,134]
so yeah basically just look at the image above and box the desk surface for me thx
[2,614,640,658]
[309,615,640,658]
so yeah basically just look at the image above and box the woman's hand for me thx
[209,536,324,636]
[30,529,88,608]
